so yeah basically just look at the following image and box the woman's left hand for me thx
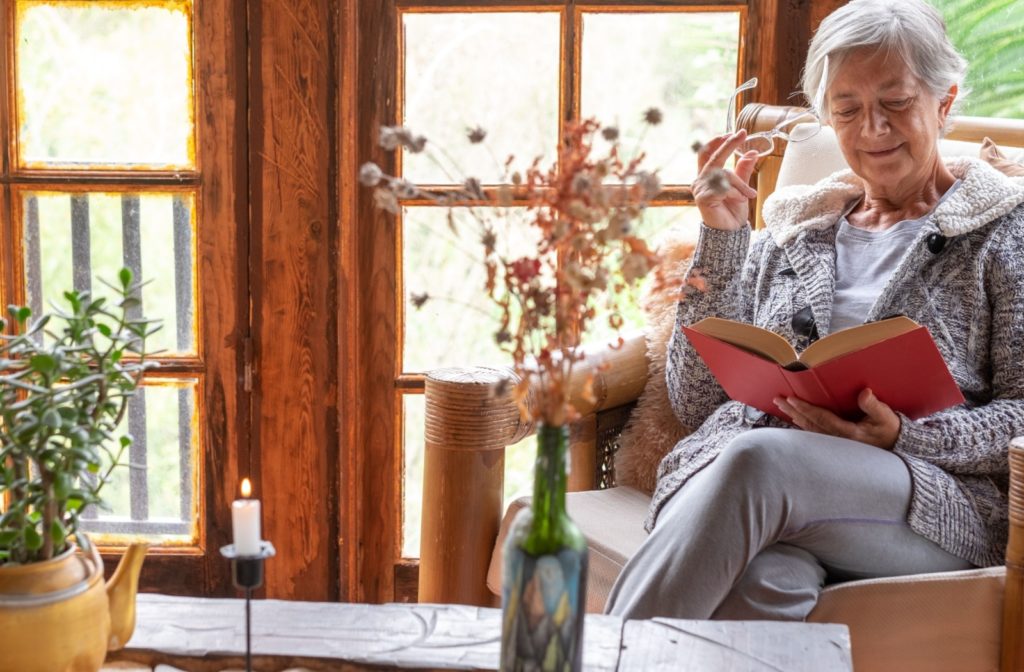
[774,388,901,450]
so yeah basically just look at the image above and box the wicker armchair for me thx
[418,104,1024,672]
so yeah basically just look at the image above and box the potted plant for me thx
[0,268,158,672]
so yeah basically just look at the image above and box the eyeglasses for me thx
[725,77,822,157]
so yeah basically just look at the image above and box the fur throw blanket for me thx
[613,229,696,492]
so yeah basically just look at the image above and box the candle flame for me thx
[241,478,252,498]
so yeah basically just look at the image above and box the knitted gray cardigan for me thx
[655,157,1024,567]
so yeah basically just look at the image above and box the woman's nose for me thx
[862,105,890,137]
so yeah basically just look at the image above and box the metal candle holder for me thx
[220,541,276,672]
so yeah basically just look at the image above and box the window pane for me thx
[80,378,199,544]
[581,12,740,184]
[15,0,194,168]
[932,0,1024,117]
[402,394,424,558]
[585,207,703,345]
[503,434,536,510]
[402,12,559,184]
[22,191,197,355]
[402,206,538,372]
[402,392,538,559]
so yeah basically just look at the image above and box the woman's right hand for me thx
[693,130,760,231]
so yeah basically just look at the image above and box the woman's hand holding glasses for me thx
[695,75,822,232]
[693,130,760,232]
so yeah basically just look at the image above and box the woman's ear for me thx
[939,84,958,124]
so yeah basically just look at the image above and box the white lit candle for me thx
[231,478,261,556]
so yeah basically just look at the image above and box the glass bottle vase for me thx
[500,423,589,672]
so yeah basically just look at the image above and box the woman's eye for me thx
[885,98,913,109]
[833,108,857,118]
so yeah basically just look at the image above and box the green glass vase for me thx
[500,423,589,672]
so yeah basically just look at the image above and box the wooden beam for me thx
[745,0,831,108]
[190,0,251,598]
[343,0,401,604]
[250,0,339,601]
[568,414,598,492]
[338,0,360,605]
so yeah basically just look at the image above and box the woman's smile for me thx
[862,143,905,158]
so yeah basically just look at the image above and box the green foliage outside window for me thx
[933,0,1024,118]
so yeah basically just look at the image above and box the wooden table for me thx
[106,594,852,671]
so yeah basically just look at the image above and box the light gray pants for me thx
[604,428,973,620]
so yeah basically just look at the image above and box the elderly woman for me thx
[605,0,1024,621]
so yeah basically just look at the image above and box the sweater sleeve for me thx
[665,223,761,428]
[893,219,1024,476]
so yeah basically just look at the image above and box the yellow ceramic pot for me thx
[0,539,147,672]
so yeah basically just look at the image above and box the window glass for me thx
[402,206,538,372]
[397,7,746,565]
[585,206,703,345]
[581,12,741,184]
[402,12,559,184]
[932,0,1023,118]
[80,378,199,544]
[15,0,194,168]
[22,191,197,355]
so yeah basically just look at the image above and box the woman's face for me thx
[826,47,955,194]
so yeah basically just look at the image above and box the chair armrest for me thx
[569,332,648,417]
[1002,438,1024,671]
[418,333,649,606]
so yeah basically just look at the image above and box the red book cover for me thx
[682,317,964,422]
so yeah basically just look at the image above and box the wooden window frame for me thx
[0,0,249,596]
[343,0,837,604]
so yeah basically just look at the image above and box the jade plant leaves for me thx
[0,269,159,565]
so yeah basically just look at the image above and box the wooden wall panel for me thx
[0,182,9,313]
[745,0,815,106]
[339,0,401,604]
[1,0,12,308]
[744,0,837,107]
[191,0,250,598]
[250,0,339,601]
[338,0,359,605]
[811,0,849,34]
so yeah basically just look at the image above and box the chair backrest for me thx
[737,104,1024,226]
[776,125,997,189]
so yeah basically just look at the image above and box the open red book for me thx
[682,316,965,421]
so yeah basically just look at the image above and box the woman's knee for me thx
[716,428,806,482]
[712,545,825,621]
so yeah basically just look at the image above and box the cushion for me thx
[808,566,1004,672]
[980,137,1024,177]
[777,123,996,189]
[486,486,650,613]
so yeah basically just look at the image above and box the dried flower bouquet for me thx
[362,114,665,426]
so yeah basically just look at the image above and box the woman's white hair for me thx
[802,0,969,126]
